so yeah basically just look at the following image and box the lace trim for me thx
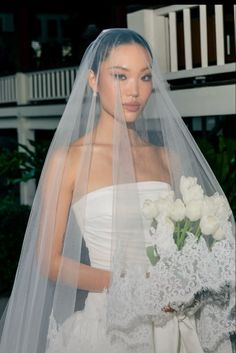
[46,309,154,353]
[46,310,60,353]
[107,234,235,351]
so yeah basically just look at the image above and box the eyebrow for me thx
[108,66,151,72]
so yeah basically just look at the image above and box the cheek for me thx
[98,76,115,100]
[143,85,153,103]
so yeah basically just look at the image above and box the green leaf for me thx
[146,245,160,266]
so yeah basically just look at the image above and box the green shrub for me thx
[0,139,49,294]
[0,197,30,294]
[196,135,236,216]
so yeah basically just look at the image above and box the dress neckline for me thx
[73,180,171,208]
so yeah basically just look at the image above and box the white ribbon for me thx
[153,315,204,353]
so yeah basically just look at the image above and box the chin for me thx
[124,113,140,123]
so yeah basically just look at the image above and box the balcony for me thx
[0,4,235,205]
[0,4,235,114]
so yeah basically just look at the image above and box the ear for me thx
[88,69,97,94]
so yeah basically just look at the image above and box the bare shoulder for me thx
[44,139,85,191]
[69,131,95,154]
[47,143,80,168]
[69,137,86,158]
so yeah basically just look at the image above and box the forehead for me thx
[104,43,151,67]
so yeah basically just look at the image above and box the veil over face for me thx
[0,28,235,353]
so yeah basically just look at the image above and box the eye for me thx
[142,74,152,81]
[112,73,127,80]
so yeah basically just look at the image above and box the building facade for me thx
[0,3,235,205]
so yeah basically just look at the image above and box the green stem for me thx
[177,218,190,250]
[175,221,181,249]
[195,222,201,241]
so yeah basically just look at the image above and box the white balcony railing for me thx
[0,4,235,105]
[128,4,236,77]
[28,66,78,101]
[0,75,16,104]
[0,67,78,104]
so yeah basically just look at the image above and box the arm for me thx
[37,148,110,292]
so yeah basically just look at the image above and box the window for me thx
[0,13,14,32]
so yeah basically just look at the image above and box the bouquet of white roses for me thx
[107,176,235,351]
[142,176,232,266]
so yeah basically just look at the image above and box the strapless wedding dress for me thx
[45,181,230,353]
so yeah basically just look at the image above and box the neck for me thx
[93,114,113,144]
[93,114,140,145]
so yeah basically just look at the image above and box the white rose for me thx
[180,176,197,195]
[142,199,158,219]
[158,189,175,202]
[202,193,232,223]
[155,190,175,217]
[183,184,204,204]
[200,215,219,235]
[212,227,225,241]
[185,199,202,221]
[180,176,204,204]
[165,216,175,234]
[213,193,232,221]
[170,198,186,222]
[202,195,217,216]
[156,214,175,236]
[155,199,173,217]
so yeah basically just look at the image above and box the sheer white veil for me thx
[0,28,235,353]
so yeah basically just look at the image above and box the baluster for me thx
[56,71,60,97]
[215,5,225,65]
[169,11,178,72]
[200,5,208,68]
[183,8,193,70]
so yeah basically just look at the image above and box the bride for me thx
[0,28,235,353]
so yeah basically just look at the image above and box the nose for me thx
[127,78,139,98]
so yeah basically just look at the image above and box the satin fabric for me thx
[154,315,204,353]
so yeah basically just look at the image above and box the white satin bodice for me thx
[72,181,171,270]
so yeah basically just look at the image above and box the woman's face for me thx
[91,43,153,123]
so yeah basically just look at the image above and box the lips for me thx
[123,103,140,112]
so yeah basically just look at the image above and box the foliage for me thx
[0,196,30,294]
[0,139,50,197]
[196,135,236,216]
[0,139,50,294]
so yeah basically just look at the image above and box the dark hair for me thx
[90,28,153,73]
